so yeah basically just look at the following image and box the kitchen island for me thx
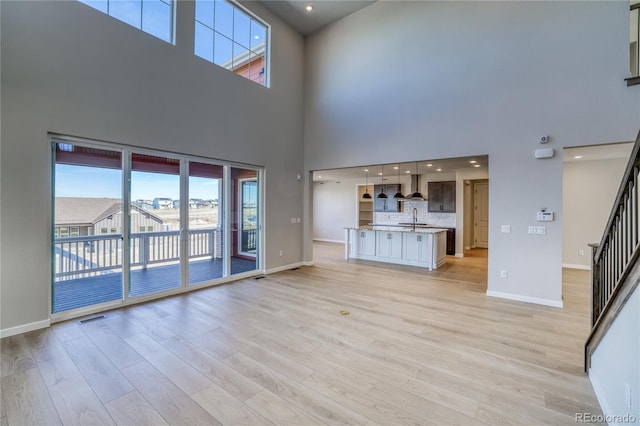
[344,226,447,270]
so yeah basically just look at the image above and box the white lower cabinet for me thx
[403,232,429,263]
[352,229,376,257]
[376,231,403,259]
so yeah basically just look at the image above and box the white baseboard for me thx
[1,319,50,338]
[454,252,464,258]
[265,262,306,275]
[464,246,471,251]
[302,261,314,267]
[313,238,344,244]
[562,263,590,271]
[588,372,613,424]
[486,290,563,308]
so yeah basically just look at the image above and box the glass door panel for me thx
[188,161,225,285]
[230,167,259,275]
[129,153,181,296]
[52,142,123,313]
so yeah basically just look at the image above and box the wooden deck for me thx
[53,257,257,313]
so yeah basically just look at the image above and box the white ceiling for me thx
[313,156,489,182]
[563,142,634,162]
[258,0,376,35]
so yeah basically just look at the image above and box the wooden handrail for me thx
[585,129,640,371]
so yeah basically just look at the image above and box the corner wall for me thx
[303,0,640,307]
[0,1,305,333]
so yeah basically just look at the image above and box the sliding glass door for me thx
[52,143,124,313]
[51,137,262,315]
[128,153,182,297]
[188,161,225,285]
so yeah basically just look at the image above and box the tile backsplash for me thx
[373,200,456,228]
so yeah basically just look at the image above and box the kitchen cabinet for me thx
[403,232,429,262]
[428,181,456,213]
[376,231,403,259]
[352,229,376,257]
[374,184,401,212]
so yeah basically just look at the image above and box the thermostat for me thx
[537,210,554,222]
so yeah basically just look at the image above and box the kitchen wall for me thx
[312,178,359,242]
[1,1,305,334]
[373,201,456,228]
[303,0,639,307]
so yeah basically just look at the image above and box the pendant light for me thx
[362,168,372,199]
[393,165,405,199]
[377,165,388,199]
[408,161,424,200]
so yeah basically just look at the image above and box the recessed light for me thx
[573,155,583,159]
[393,166,399,170]
[405,170,411,174]
[364,168,369,172]
[436,168,442,172]
[469,160,477,164]
[318,175,322,178]
[378,172,383,176]
[426,164,433,167]
[305,5,313,12]
[473,164,481,168]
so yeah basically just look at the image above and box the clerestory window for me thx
[630,1,640,85]
[194,0,269,87]
[79,0,174,44]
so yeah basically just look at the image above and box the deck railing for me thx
[55,228,220,281]
[585,130,640,370]
[54,227,258,281]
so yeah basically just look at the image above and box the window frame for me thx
[78,0,176,45]
[194,0,271,87]
[628,1,640,86]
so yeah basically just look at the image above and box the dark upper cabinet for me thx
[428,181,456,213]
[373,184,401,212]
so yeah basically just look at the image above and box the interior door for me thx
[474,182,489,248]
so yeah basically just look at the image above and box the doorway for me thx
[464,179,489,250]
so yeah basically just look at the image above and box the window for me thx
[78,0,174,43]
[54,228,60,238]
[140,226,146,232]
[59,228,69,238]
[101,228,109,234]
[194,0,269,86]
[631,1,639,83]
[70,227,80,237]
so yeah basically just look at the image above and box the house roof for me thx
[55,197,163,226]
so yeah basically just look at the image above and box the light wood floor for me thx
[1,243,602,425]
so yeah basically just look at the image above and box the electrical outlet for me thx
[500,270,508,279]
[290,218,296,224]
[501,225,511,233]
[578,249,584,256]
[279,250,283,257]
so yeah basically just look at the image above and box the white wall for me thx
[312,178,360,242]
[590,285,640,424]
[0,1,305,333]
[563,157,630,269]
[303,0,640,307]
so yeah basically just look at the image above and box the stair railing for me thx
[585,129,640,371]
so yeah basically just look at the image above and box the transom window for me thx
[79,0,174,43]
[194,0,269,86]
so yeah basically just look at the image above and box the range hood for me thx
[403,174,425,201]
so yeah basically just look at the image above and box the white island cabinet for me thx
[344,227,448,270]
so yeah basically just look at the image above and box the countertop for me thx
[346,225,448,234]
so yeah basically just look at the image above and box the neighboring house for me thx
[54,197,164,237]
[153,197,173,209]
[134,199,153,210]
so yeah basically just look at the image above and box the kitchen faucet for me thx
[412,207,418,231]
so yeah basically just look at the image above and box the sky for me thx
[55,164,219,200]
